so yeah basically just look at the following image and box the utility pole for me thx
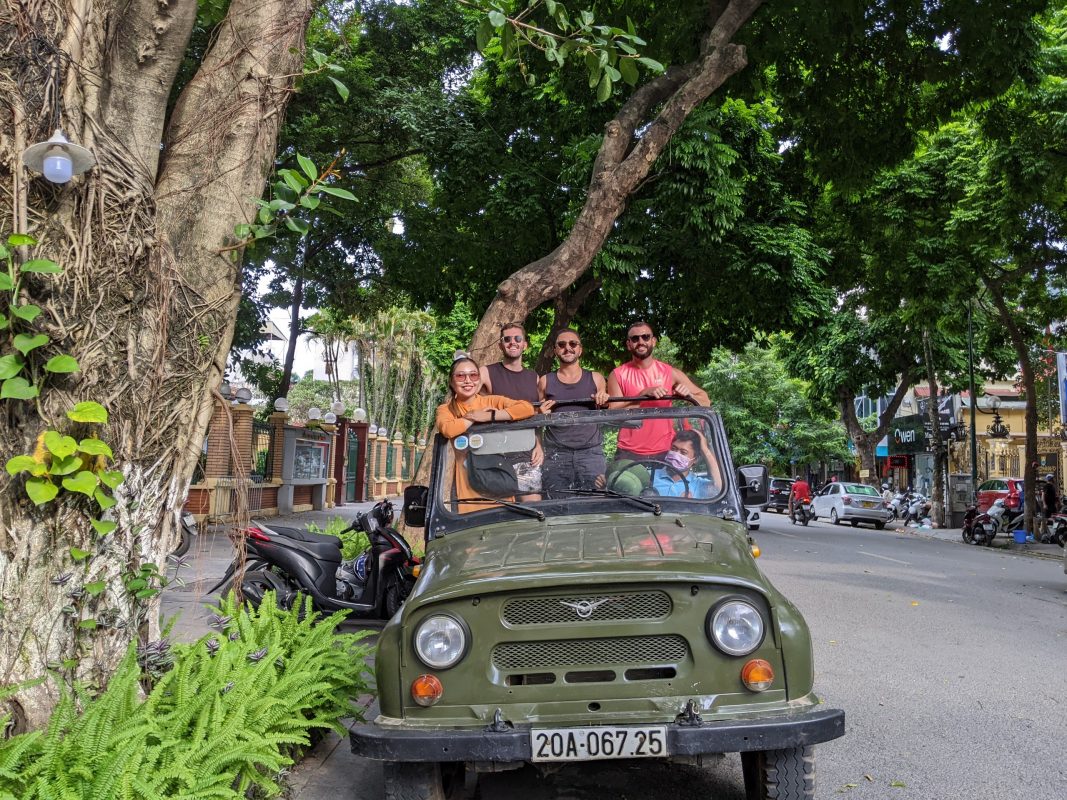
[968,304,978,495]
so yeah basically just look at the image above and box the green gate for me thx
[345,431,362,502]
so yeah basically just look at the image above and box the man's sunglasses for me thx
[628,333,653,343]
[501,335,525,344]
[555,339,580,349]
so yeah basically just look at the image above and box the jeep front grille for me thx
[502,591,672,625]
[491,634,688,671]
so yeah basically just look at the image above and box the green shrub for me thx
[305,516,369,560]
[0,593,372,799]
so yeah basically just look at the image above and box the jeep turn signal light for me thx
[749,538,761,558]
[412,564,421,578]
[411,674,443,707]
[741,659,774,692]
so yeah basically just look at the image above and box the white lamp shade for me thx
[307,407,322,420]
[274,397,289,412]
[219,381,231,398]
[235,387,252,403]
[324,412,337,424]
[368,424,378,435]
[378,428,388,438]
[330,400,345,415]
[353,408,367,422]
[23,130,96,182]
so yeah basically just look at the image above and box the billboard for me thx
[889,414,926,455]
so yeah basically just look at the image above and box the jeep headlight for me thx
[707,600,764,656]
[413,615,468,669]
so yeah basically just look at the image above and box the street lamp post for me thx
[968,305,978,492]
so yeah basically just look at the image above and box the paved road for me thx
[165,509,1067,799]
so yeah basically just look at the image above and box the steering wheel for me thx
[634,459,691,498]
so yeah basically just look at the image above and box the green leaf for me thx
[48,455,83,476]
[67,401,108,423]
[126,578,147,591]
[136,589,159,599]
[77,619,99,629]
[5,455,38,475]
[78,438,113,457]
[546,0,557,15]
[319,186,356,201]
[488,10,506,27]
[234,223,252,239]
[19,258,62,274]
[619,57,639,86]
[637,57,664,72]
[69,547,91,562]
[84,581,106,596]
[62,470,99,497]
[13,333,49,355]
[278,169,306,193]
[90,519,117,536]
[298,195,321,210]
[327,76,349,102]
[0,354,23,380]
[44,354,79,374]
[98,470,124,489]
[310,48,327,67]
[0,316,8,330]
[267,198,296,212]
[1,377,38,400]
[284,217,310,236]
[95,489,117,510]
[297,153,318,181]
[6,233,35,246]
[476,17,493,51]
[25,477,58,505]
[0,273,12,290]
[596,73,613,103]
[12,304,41,322]
[44,431,78,458]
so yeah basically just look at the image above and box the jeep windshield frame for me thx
[424,405,743,538]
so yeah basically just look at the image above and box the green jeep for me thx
[350,405,845,799]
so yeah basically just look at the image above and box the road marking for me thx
[857,551,911,565]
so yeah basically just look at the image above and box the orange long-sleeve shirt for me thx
[435,395,536,512]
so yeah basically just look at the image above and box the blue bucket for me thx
[1012,529,1027,544]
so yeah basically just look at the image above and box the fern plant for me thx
[0,593,373,799]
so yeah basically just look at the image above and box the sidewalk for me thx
[890,519,1065,561]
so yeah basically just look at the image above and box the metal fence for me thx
[251,421,273,478]
[209,476,266,522]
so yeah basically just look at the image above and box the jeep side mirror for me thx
[737,465,768,508]
[403,485,429,528]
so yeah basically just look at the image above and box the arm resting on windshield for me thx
[436,396,536,439]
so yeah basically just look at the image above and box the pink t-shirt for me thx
[612,358,674,456]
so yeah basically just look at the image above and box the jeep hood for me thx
[407,513,769,607]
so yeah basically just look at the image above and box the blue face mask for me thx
[664,449,691,473]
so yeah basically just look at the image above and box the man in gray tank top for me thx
[537,328,610,498]
[479,322,545,497]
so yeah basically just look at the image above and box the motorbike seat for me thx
[255,525,343,558]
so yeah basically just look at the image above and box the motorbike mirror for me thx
[404,485,429,528]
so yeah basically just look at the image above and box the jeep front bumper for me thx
[350,707,845,762]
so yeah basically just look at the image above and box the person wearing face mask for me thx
[436,355,536,512]
[651,430,718,499]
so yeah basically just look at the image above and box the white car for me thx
[812,482,892,529]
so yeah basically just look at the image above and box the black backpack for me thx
[466,452,519,497]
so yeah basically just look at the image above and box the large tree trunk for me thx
[988,283,1040,536]
[838,373,915,486]
[922,331,947,525]
[0,0,313,729]
[469,0,763,359]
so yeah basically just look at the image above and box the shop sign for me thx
[889,414,926,455]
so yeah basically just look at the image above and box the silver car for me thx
[812,482,892,529]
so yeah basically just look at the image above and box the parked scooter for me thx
[971,498,1026,546]
[208,499,419,619]
[902,492,931,526]
[960,506,997,546]
[171,512,200,558]
[1038,514,1067,547]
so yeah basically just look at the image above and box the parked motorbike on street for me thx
[960,506,997,546]
[902,493,931,526]
[969,498,1027,546]
[1038,514,1067,547]
[170,512,200,558]
[208,499,419,620]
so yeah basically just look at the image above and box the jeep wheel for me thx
[383,761,467,800]
[742,746,815,799]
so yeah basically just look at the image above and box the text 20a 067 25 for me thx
[530,726,667,762]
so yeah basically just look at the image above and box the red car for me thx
[976,477,1024,513]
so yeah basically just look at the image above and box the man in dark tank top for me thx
[537,328,610,498]
[479,322,545,497]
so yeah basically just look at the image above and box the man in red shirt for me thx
[606,321,710,460]
[789,475,812,519]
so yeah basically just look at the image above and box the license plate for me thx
[861,501,875,508]
[530,726,667,762]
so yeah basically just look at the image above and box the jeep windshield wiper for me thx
[556,488,662,516]
[459,496,545,521]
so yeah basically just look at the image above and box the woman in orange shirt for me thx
[435,356,536,511]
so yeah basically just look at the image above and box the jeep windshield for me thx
[426,405,739,536]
